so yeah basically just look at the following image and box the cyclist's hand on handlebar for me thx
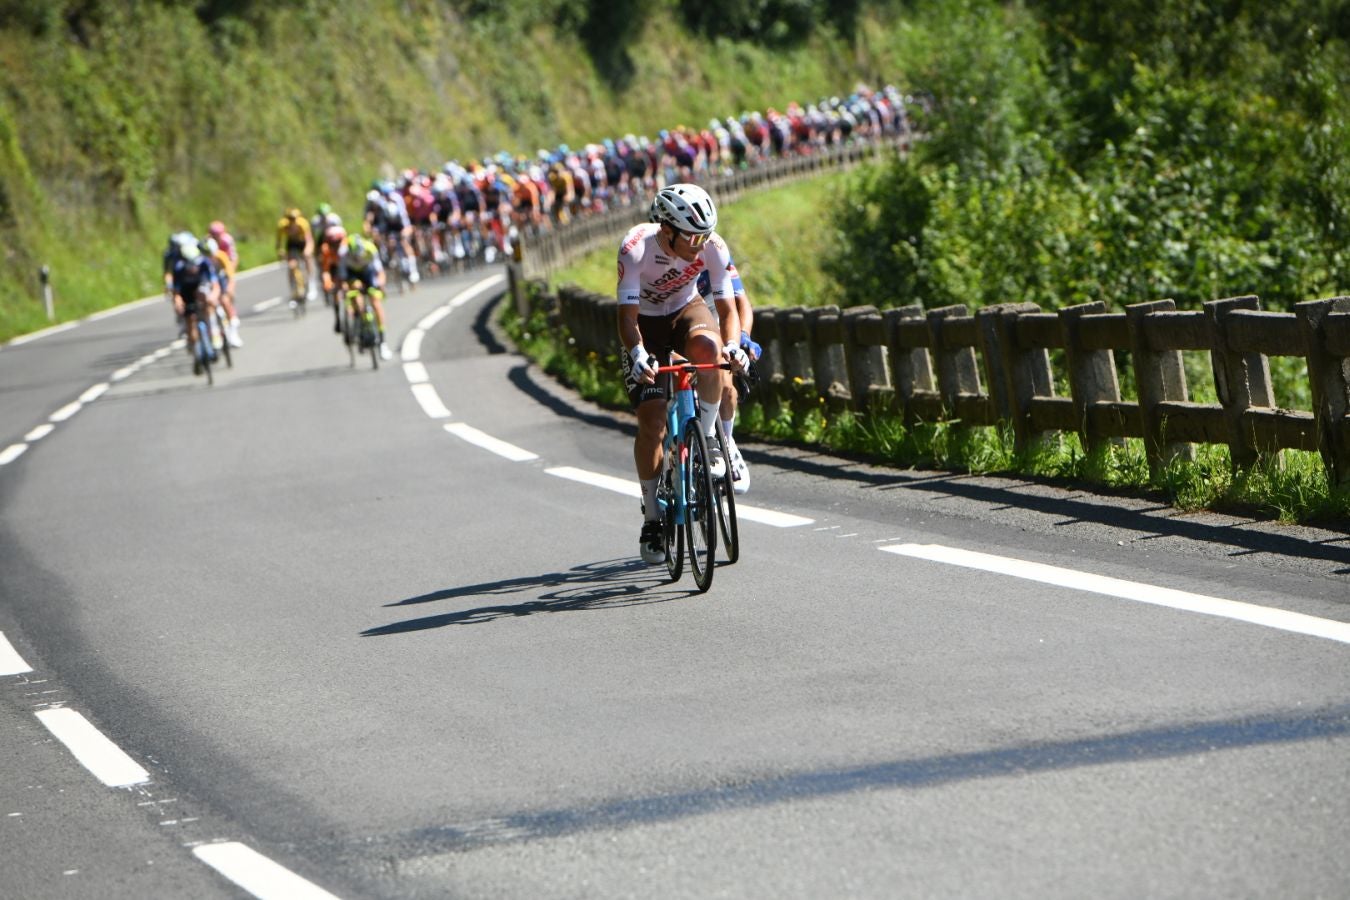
[723,341,750,373]
[740,330,762,362]
[630,344,658,384]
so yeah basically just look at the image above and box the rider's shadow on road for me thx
[360,558,691,636]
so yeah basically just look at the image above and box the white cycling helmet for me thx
[650,183,717,235]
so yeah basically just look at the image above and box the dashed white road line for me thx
[24,424,54,442]
[417,304,453,331]
[0,631,32,675]
[402,361,430,384]
[193,843,342,900]
[252,296,283,313]
[451,272,506,308]
[0,443,28,465]
[545,465,815,527]
[444,423,538,461]
[881,543,1350,646]
[35,707,150,787]
[79,382,110,403]
[401,329,425,362]
[48,401,83,423]
[410,383,451,419]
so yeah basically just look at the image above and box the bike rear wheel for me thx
[712,427,739,564]
[215,309,233,369]
[682,423,717,592]
[365,311,380,370]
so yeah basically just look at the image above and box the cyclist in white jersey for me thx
[618,183,749,564]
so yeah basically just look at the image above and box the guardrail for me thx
[540,287,1350,486]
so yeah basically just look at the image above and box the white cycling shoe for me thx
[705,440,727,480]
[727,439,750,495]
[639,520,664,564]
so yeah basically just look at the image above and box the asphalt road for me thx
[2,262,1348,900]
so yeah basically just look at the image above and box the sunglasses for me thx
[674,228,710,249]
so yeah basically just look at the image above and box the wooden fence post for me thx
[1125,299,1195,475]
[1204,295,1273,470]
[844,306,890,411]
[780,306,815,408]
[807,306,851,410]
[926,305,981,420]
[750,308,783,404]
[1296,296,1350,486]
[884,305,936,421]
[975,302,1049,453]
[1058,301,1122,453]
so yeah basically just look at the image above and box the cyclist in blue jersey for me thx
[696,256,759,495]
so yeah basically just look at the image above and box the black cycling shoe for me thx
[639,520,664,565]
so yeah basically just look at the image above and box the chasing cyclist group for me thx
[164,85,913,560]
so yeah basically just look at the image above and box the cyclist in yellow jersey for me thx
[276,207,314,305]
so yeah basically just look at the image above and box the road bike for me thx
[653,361,736,592]
[185,296,218,385]
[344,281,384,370]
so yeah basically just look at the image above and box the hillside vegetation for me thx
[0,0,898,342]
[827,1,1350,315]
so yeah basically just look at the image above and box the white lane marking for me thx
[444,423,539,461]
[452,273,506,308]
[881,543,1350,646]
[402,361,429,384]
[410,383,451,419]
[545,466,814,527]
[418,305,452,331]
[732,504,815,528]
[0,631,32,675]
[111,365,137,382]
[83,296,161,322]
[0,444,28,465]
[49,401,82,422]
[35,708,150,787]
[192,842,342,900]
[24,424,55,442]
[252,297,282,313]
[79,383,110,403]
[401,328,425,362]
[3,321,79,347]
[547,465,640,497]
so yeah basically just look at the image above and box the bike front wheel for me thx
[682,423,717,592]
[712,427,738,564]
[660,455,683,582]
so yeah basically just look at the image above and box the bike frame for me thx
[654,362,727,525]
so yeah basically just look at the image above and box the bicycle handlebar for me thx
[653,362,732,374]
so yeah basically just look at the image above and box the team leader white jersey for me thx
[616,222,734,317]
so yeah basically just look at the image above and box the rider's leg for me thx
[685,331,723,438]
[635,399,666,520]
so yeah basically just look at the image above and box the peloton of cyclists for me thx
[617,183,749,565]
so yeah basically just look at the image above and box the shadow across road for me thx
[361,557,695,636]
[331,701,1350,856]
